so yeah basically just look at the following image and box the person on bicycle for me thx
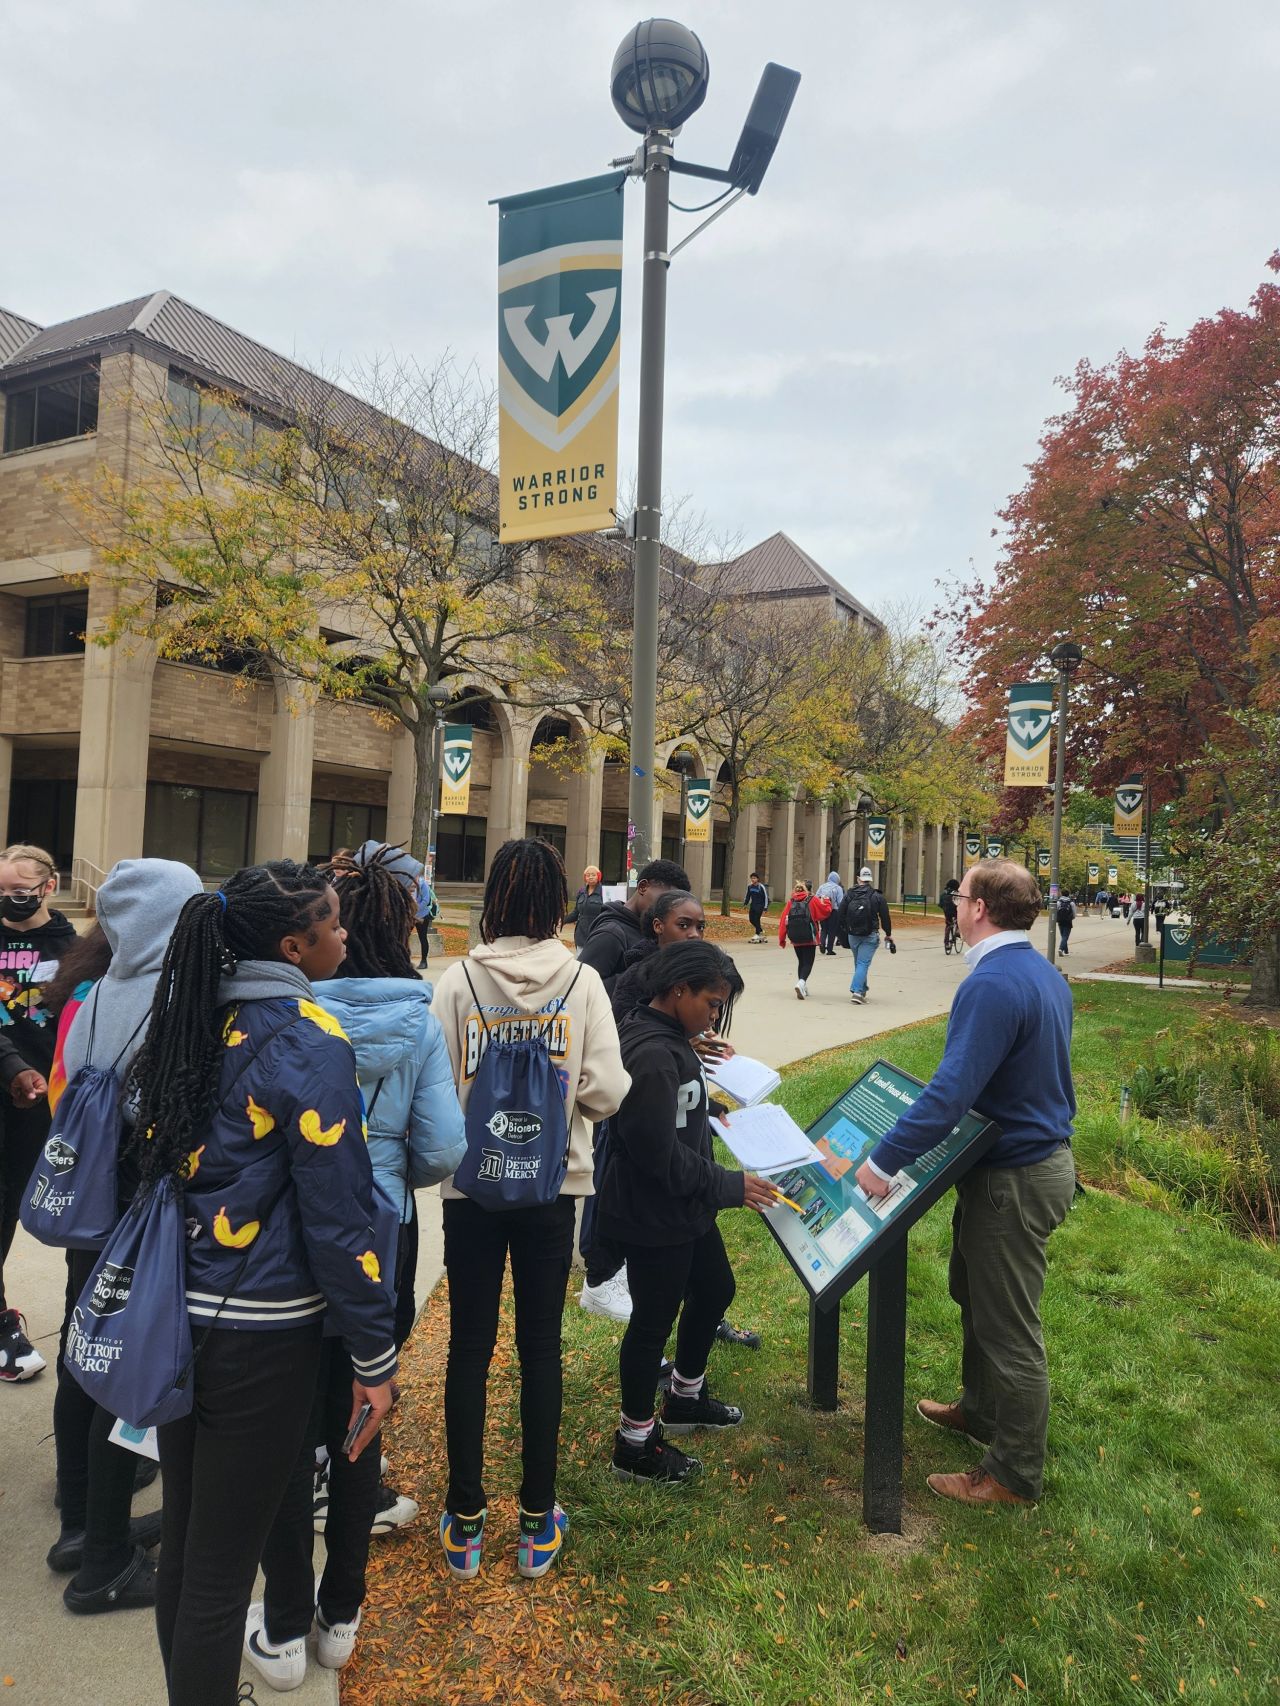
[941,878,961,950]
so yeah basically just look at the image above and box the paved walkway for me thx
[0,908,1136,1704]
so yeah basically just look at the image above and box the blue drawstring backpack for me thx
[66,1011,301,1429]
[452,965,580,1211]
[21,1006,147,1251]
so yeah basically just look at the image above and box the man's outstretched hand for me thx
[855,1160,892,1199]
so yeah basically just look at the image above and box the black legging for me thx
[414,920,431,963]
[156,1323,322,1706]
[54,1245,140,1585]
[618,1225,736,1421]
[792,944,817,983]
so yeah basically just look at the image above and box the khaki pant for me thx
[949,1144,1076,1500]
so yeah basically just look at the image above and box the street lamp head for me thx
[1050,640,1083,675]
[611,19,709,133]
[427,682,452,709]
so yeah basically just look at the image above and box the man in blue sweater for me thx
[854,859,1077,1509]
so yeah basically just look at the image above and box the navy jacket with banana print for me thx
[181,986,398,1388]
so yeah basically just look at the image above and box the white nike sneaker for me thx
[243,1603,307,1692]
[579,1271,633,1322]
[316,1604,361,1670]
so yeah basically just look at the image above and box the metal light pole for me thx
[609,23,799,875]
[626,122,674,870]
[1046,641,1083,966]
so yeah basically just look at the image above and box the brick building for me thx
[0,291,962,903]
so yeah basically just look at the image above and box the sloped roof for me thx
[719,531,879,625]
[0,308,41,364]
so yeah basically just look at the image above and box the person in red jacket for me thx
[777,881,831,1000]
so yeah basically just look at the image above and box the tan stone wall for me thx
[150,662,274,752]
[147,749,261,792]
[0,657,85,735]
[0,593,26,660]
[312,770,388,807]
[312,699,395,771]
[0,437,100,561]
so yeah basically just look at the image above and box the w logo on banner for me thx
[685,779,712,844]
[867,818,888,860]
[986,839,1004,859]
[867,822,887,848]
[1004,682,1054,785]
[503,287,619,403]
[441,725,474,815]
[1116,786,1142,817]
[1114,775,1144,833]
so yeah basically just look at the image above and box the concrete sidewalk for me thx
[0,910,1133,1705]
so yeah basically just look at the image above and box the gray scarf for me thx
[217,959,314,1008]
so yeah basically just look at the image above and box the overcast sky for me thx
[5,0,1279,615]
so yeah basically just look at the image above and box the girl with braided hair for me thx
[249,846,464,1685]
[431,838,629,1582]
[128,860,398,1706]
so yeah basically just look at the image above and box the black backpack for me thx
[1057,898,1074,925]
[785,897,813,943]
[842,887,876,939]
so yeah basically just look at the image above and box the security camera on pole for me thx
[609,20,800,869]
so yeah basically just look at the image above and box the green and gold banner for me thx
[1037,848,1051,873]
[1003,682,1054,786]
[495,172,625,542]
[685,779,711,844]
[964,834,982,869]
[1108,865,1118,884]
[440,724,474,815]
[1114,774,1144,836]
[866,818,888,862]
[1088,863,1100,882]
[986,838,1004,859]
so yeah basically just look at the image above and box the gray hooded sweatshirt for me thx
[61,858,204,1087]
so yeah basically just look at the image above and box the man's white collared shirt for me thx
[963,929,1030,969]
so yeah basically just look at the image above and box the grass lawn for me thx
[1095,956,1253,987]
[347,985,1280,1706]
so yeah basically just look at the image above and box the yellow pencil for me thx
[772,1190,804,1212]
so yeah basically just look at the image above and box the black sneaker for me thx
[715,1318,761,1349]
[661,1387,744,1435]
[656,1357,674,1394]
[611,1424,701,1484]
[0,1308,45,1381]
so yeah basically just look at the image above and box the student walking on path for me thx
[126,861,399,1706]
[778,882,830,1000]
[743,874,769,944]
[815,871,844,955]
[597,941,775,1484]
[431,839,629,1582]
[247,847,465,1690]
[854,859,1077,1510]
[0,842,77,1384]
[837,868,893,1004]
[1056,893,1076,955]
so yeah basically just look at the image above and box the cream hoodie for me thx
[432,935,630,1199]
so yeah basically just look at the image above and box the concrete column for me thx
[926,821,943,902]
[0,735,11,852]
[484,714,534,874]
[903,817,925,896]
[255,676,315,863]
[684,829,712,901]
[767,799,796,900]
[72,581,156,876]
[884,815,906,903]
[814,804,831,881]
[386,729,416,851]
[728,801,761,901]
[564,749,605,883]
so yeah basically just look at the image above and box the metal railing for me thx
[70,856,108,910]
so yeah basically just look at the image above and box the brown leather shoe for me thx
[927,1466,1036,1509]
[916,1398,990,1448]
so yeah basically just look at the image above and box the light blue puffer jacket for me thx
[312,977,465,1221]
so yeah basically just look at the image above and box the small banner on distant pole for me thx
[964,834,982,869]
[685,779,711,844]
[440,724,474,815]
[866,818,888,862]
[1113,774,1144,836]
[1037,848,1051,874]
[986,837,1004,859]
[1108,864,1118,884]
[495,172,625,542]
[1088,862,1100,883]
[1003,682,1055,786]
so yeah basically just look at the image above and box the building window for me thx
[308,800,388,865]
[3,367,100,452]
[435,814,487,883]
[24,592,88,657]
[7,778,76,874]
[144,783,258,879]
[166,370,276,458]
[528,822,566,859]
[599,829,628,883]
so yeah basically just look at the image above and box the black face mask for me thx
[0,893,44,923]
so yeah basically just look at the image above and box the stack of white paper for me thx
[706,1053,782,1108]
[711,1103,822,1174]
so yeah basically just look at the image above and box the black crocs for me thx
[63,1546,158,1615]
[714,1318,762,1350]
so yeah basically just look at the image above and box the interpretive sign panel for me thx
[762,1060,999,1310]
